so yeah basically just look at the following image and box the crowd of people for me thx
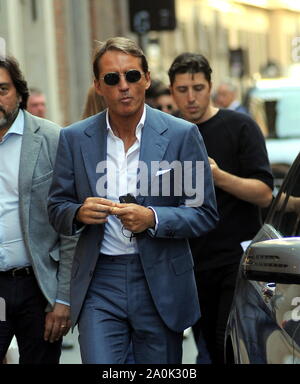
[0,36,276,364]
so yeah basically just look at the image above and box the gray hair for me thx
[218,81,237,93]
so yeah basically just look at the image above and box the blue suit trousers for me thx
[78,253,183,364]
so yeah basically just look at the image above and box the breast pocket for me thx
[150,167,182,202]
[32,170,53,187]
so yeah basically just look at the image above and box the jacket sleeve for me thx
[55,234,79,303]
[48,129,82,236]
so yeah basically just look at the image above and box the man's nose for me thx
[187,88,196,103]
[118,74,130,91]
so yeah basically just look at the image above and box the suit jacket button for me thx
[89,270,93,277]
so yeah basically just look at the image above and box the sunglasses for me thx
[100,70,144,86]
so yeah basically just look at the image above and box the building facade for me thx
[0,0,300,125]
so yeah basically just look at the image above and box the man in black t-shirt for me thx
[168,53,274,364]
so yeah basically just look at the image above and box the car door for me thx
[246,153,300,363]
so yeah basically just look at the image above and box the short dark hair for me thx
[93,36,149,80]
[168,53,212,85]
[0,56,29,109]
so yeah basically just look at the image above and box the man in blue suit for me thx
[48,37,218,364]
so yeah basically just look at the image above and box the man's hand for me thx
[76,197,117,225]
[286,195,300,215]
[44,303,71,343]
[208,156,220,182]
[111,204,155,233]
[208,156,272,208]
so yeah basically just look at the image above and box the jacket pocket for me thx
[32,170,53,186]
[171,255,194,275]
[49,247,60,262]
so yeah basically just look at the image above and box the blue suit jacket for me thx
[48,105,218,332]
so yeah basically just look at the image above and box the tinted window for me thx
[268,159,300,237]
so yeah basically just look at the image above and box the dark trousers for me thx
[192,327,211,364]
[193,263,239,364]
[78,253,183,364]
[0,274,61,364]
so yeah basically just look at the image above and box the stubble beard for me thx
[0,104,20,131]
[184,110,203,125]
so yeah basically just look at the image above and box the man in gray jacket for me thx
[0,56,77,364]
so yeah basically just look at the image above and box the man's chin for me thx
[118,104,143,117]
[184,112,201,124]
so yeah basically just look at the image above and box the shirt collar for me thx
[106,104,146,142]
[2,109,24,139]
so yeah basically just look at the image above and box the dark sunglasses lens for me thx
[125,70,141,83]
[104,73,120,85]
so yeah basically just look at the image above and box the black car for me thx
[225,152,300,364]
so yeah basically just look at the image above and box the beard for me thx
[0,104,19,129]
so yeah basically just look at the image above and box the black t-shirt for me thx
[189,109,274,271]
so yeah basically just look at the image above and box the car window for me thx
[267,158,300,237]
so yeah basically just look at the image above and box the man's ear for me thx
[144,71,151,90]
[94,79,103,96]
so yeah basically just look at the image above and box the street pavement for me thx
[60,327,198,364]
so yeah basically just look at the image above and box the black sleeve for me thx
[237,115,274,191]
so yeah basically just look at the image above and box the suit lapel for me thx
[19,112,43,236]
[138,106,170,204]
[79,107,170,201]
[80,113,107,197]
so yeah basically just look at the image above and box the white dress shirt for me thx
[0,110,31,270]
[100,107,146,255]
